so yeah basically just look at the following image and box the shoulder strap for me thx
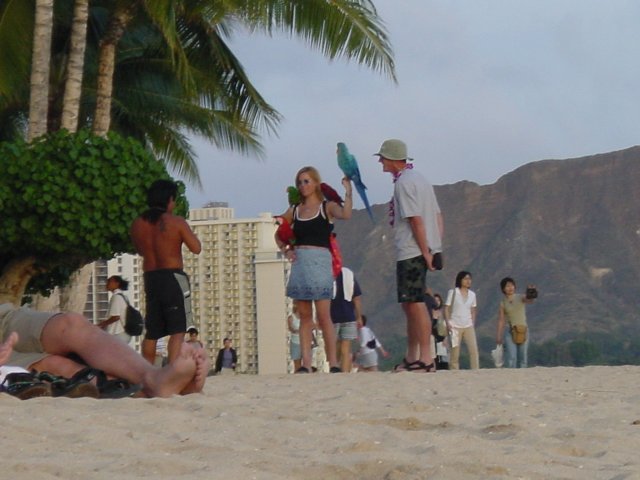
[117,292,131,307]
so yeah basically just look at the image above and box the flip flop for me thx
[1,372,52,400]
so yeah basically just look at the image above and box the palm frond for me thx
[0,0,35,97]
[235,0,396,82]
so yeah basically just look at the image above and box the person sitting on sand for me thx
[0,304,208,398]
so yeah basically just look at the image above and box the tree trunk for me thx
[58,0,92,313]
[30,289,61,312]
[60,0,89,133]
[92,5,134,137]
[0,257,39,306]
[59,262,93,313]
[27,0,54,141]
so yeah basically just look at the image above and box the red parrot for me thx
[275,216,295,246]
[320,182,343,205]
[329,233,343,278]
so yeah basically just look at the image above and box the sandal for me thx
[329,366,342,373]
[295,367,310,374]
[97,377,142,399]
[406,361,436,373]
[393,358,413,372]
[35,368,100,398]
[1,372,51,400]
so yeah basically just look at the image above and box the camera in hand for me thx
[525,287,538,299]
[432,252,443,271]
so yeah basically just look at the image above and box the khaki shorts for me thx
[0,305,57,369]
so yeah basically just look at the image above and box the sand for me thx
[1,366,638,479]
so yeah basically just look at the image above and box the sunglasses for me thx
[296,178,312,186]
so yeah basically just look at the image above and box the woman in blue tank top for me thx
[275,166,353,373]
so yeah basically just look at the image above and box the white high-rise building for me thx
[184,204,290,374]
[84,254,143,349]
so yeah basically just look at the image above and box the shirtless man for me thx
[0,308,207,397]
[131,180,202,365]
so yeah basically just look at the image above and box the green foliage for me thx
[529,329,640,367]
[0,129,186,293]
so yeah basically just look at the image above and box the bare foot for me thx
[180,345,209,395]
[142,343,197,398]
[0,332,18,365]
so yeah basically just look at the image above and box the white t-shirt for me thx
[106,289,127,335]
[445,288,477,328]
[358,326,380,355]
[393,168,442,261]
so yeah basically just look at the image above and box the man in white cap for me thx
[375,139,444,372]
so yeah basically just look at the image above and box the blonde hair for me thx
[295,166,323,203]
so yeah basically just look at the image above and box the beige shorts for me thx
[0,306,57,369]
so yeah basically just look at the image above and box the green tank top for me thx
[501,295,527,327]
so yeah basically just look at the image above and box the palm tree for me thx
[27,0,54,141]
[90,0,395,179]
[0,0,396,181]
[60,0,89,132]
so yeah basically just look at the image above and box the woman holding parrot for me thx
[275,166,353,373]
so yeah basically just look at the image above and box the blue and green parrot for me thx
[336,142,374,222]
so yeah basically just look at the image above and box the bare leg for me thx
[403,303,419,363]
[337,339,352,372]
[39,312,203,397]
[0,332,18,365]
[402,302,432,364]
[297,300,314,369]
[293,358,302,372]
[167,332,186,364]
[315,299,338,368]
[31,354,87,379]
[142,338,157,364]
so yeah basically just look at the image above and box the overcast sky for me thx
[185,0,640,217]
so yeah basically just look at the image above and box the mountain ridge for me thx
[334,145,640,346]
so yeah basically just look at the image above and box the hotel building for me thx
[183,203,290,374]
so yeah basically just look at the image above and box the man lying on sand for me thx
[0,304,208,398]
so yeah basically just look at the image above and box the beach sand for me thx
[1,365,638,479]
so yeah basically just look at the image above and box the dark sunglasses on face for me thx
[296,178,312,186]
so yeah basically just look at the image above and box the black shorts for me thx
[396,255,428,303]
[143,269,193,340]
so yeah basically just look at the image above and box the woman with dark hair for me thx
[444,271,479,369]
[496,277,537,368]
[275,166,353,373]
[97,275,132,344]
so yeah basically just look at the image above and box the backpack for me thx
[117,293,144,336]
[425,293,447,342]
